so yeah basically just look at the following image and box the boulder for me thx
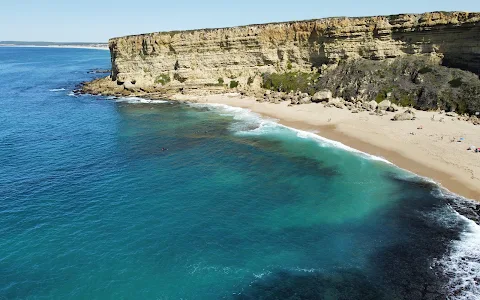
[392,109,416,121]
[469,115,480,125]
[123,81,137,91]
[446,111,458,117]
[312,90,332,102]
[388,103,399,112]
[328,97,345,109]
[367,100,378,111]
[299,96,312,104]
[378,100,391,111]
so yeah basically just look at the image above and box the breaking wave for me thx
[189,102,391,164]
[115,96,168,104]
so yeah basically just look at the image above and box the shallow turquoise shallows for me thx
[0,47,479,300]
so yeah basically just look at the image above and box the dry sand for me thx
[172,93,480,201]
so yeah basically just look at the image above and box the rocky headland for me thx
[83,11,479,116]
[81,11,480,200]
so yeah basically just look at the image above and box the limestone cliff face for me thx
[108,11,480,89]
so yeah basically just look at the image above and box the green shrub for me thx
[247,76,254,86]
[449,78,463,88]
[418,66,433,74]
[375,87,393,103]
[286,61,293,70]
[155,74,171,85]
[218,78,224,84]
[262,71,319,94]
[375,92,387,103]
[399,94,414,107]
[229,80,239,88]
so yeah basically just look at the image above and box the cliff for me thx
[82,11,480,114]
[107,11,479,87]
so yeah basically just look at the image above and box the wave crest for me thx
[116,97,168,104]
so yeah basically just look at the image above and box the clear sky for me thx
[1,0,479,42]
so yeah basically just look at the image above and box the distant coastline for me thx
[0,41,108,50]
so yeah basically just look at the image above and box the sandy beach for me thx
[172,93,480,201]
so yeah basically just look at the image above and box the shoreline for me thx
[171,93,480,201]
[0,45,109,51]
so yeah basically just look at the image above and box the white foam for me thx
[186,262,245,275]
[49,88,66,92]
[439,212,480,300]
[116,96,168,104]
[253,271,272,279]
[287,125,392,164]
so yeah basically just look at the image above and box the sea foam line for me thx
[189,102,392,164]
[115,96,168,104]
[188,102,469,192]
[49,88,66,92]
[438,210,480,299]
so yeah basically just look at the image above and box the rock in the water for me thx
[312,90,332,102]
[378,100,391,111]
[392,109,416,121]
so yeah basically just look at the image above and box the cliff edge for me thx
[82,11,480,115]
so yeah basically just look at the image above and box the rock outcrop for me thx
[393,109,416,121]
[83,11,480,115]
[106,11,479,88]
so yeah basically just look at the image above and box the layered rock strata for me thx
[104,11,479,89]
[82,11,480,116]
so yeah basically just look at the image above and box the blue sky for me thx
[1,0,479,42]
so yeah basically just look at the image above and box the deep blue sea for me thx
[0,47,479,300]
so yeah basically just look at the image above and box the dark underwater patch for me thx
[233,269,386,300]
[233,172,470,300]
[369,172,468,299]
[385,172,480,225]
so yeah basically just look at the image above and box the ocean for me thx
[0,47,479,300]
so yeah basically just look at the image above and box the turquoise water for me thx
[0,47,479,300]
